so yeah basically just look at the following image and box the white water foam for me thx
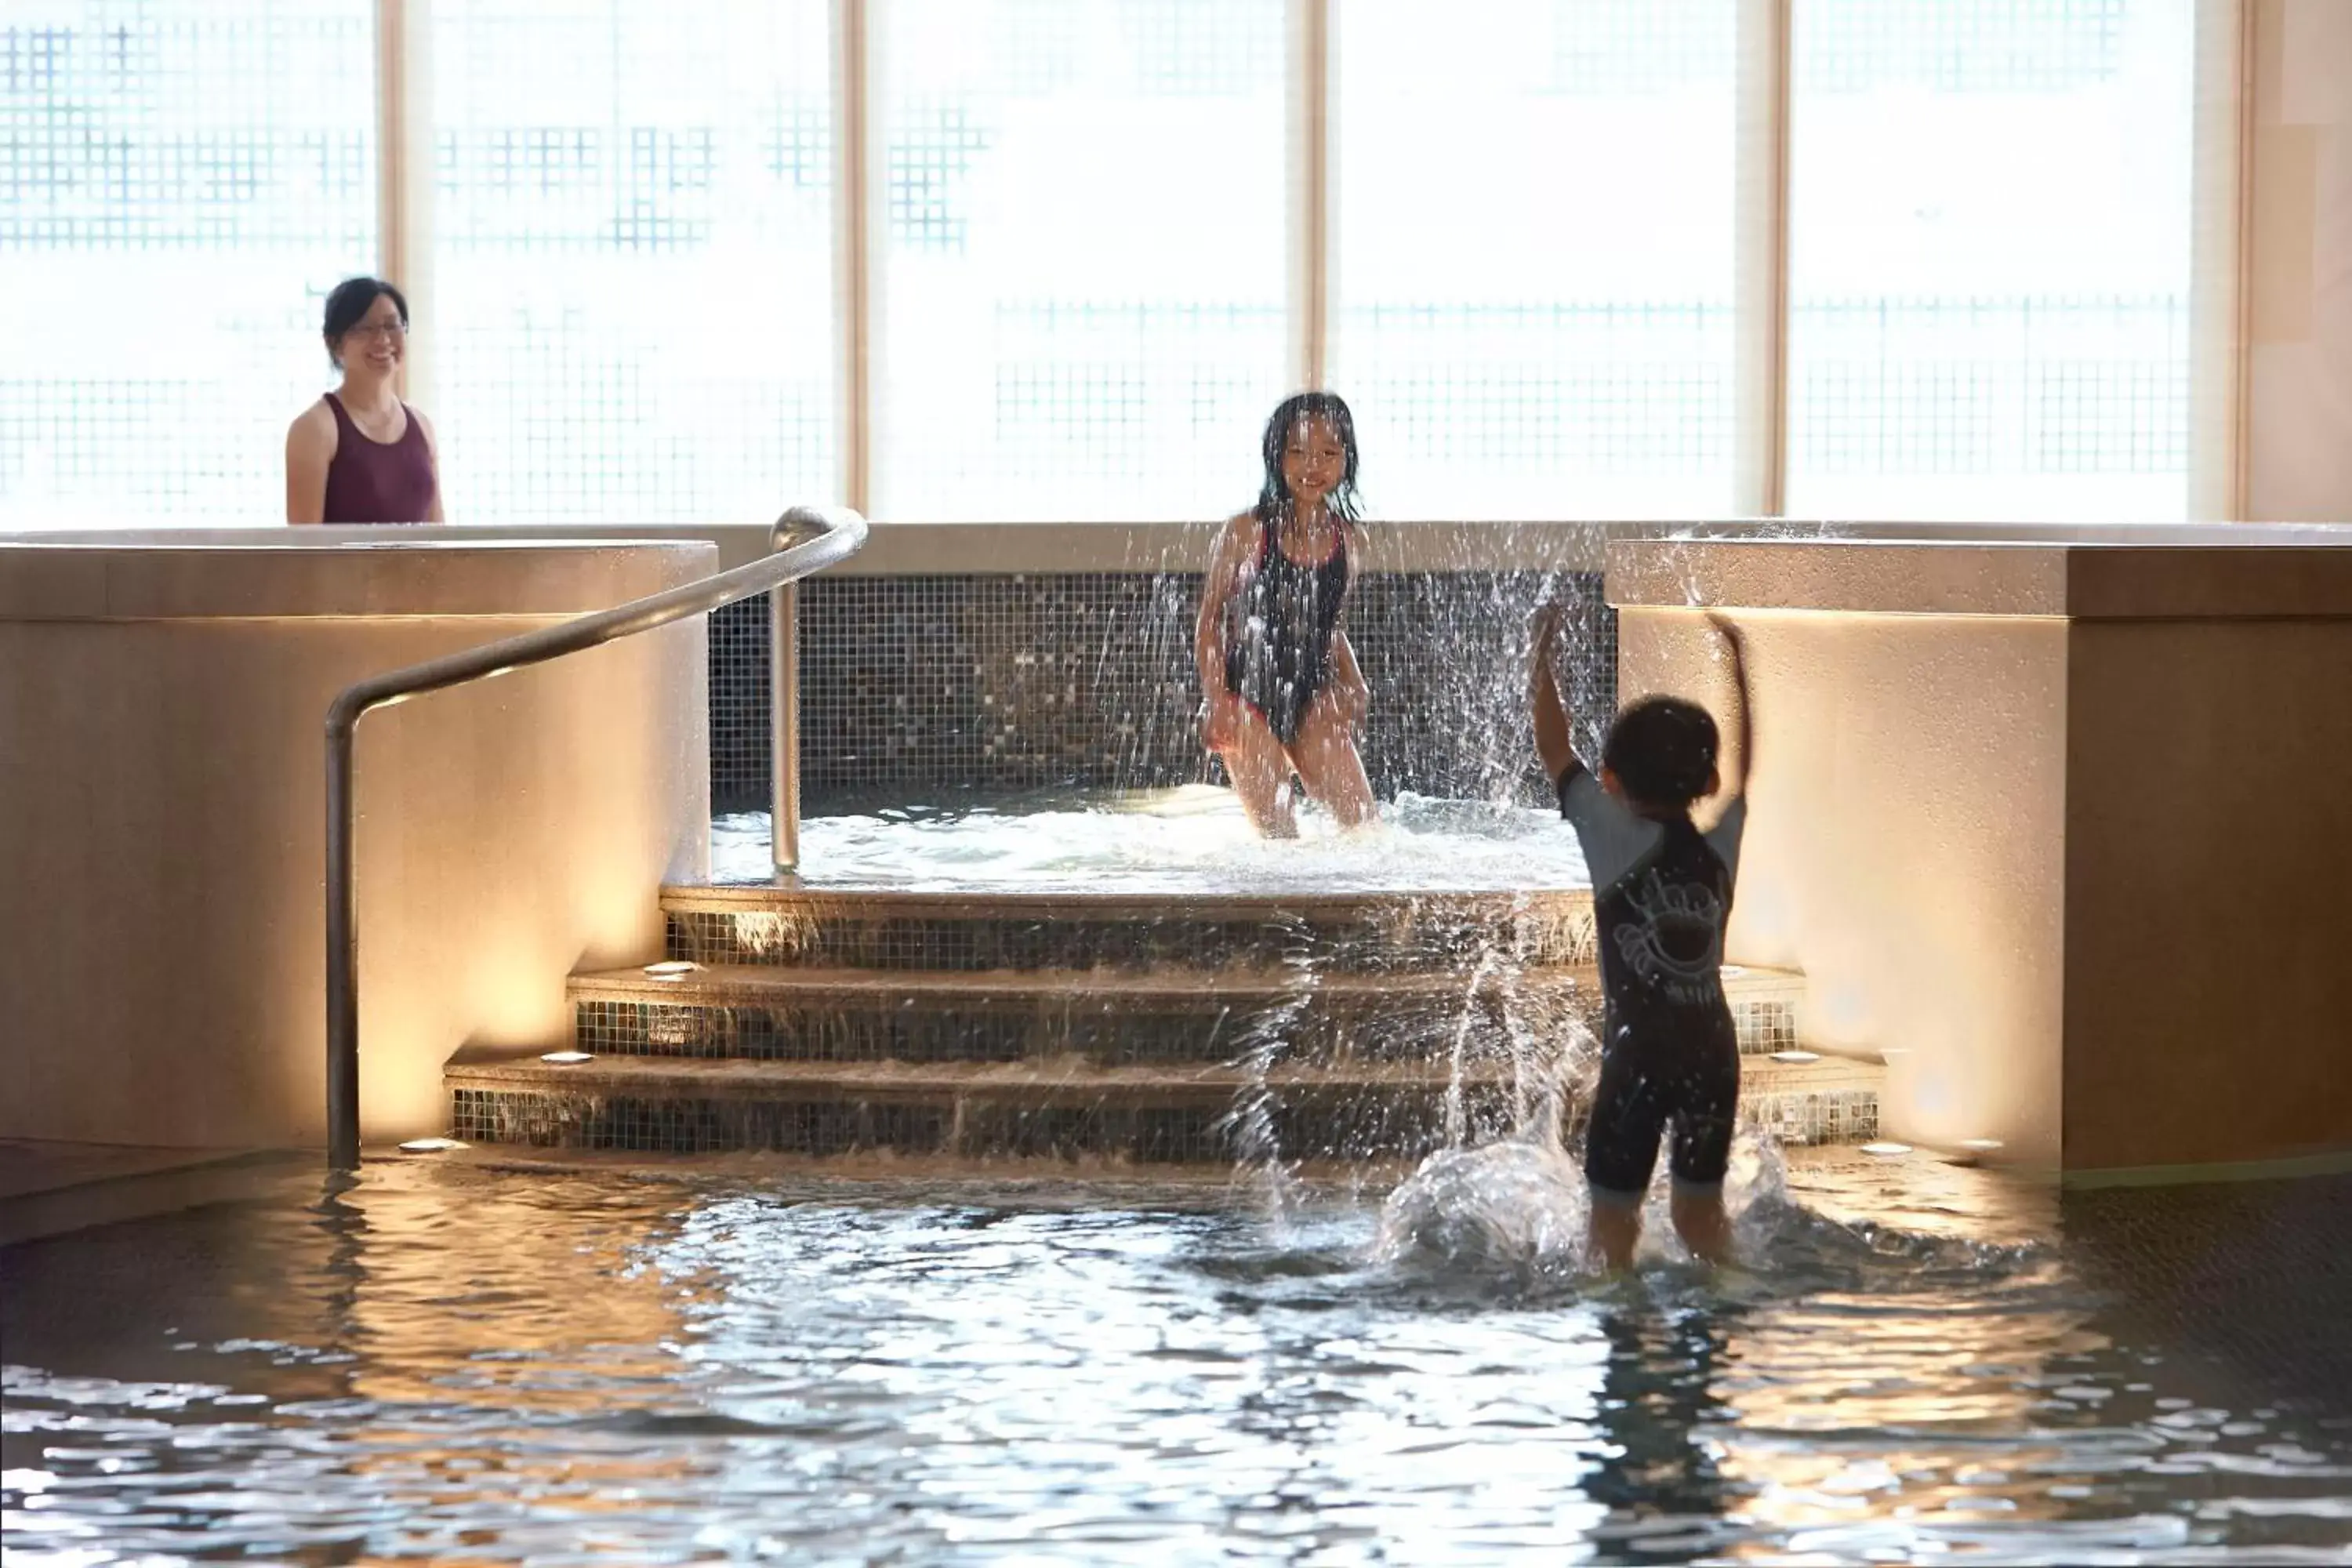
[1371,1128,1795,1278]
[715,788,1592,893]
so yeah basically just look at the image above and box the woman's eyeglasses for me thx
[344,321,408,340]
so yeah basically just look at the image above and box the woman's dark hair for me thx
[1254,390,1362,527]
[321,277,408,368]
[1602,696,1719,810]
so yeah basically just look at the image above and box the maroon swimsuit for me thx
[320,391,437,524]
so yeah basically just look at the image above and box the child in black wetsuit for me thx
[1529,603,1754,1269]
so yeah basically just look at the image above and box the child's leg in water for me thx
[1668,1100,1738,1265]
[1669,1183,1732,1265]
[1588,1188,1643,1270]
[1289,699,1375,829]
[1219,710,1298,837]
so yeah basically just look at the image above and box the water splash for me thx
[1369,1132,1594,1274]
[1370,1127,1798,1281]
[1210,913,1319,1228]
[1439,948,1501,1148]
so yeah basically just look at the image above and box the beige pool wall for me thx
[1615,534,2352,1178]
[0,535,713,1150]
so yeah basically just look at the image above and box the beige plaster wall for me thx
[2247,0,2352,521]
[1614,532,2352,1174]
[1617,606,2070,1168]
[0,541,712,1149]
[2063,618,2352,1168]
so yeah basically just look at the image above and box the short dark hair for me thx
[1602,696,1719,809]
[321,277,408,368]
[1254,390,1362,527]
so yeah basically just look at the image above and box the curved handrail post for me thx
[325,702,361,1172]
[322,507,866,1171]
[771,506,829,877]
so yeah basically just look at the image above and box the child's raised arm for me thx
[1708,612,1754,797]
[1530,601,1585,784]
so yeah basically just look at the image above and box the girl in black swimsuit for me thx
[1195,393,1376,837]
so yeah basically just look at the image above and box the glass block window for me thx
[869,0,1290,522]
[1785,0,2194,520]
[1328,0,1739,521]
[0,1,376,526]
[431,0,836,523]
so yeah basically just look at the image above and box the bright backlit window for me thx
[869,0,1290,522]
[431,0,836,523]
[5,2,2217,528]
[1,1,376,525]
[1784,0,2197,520]
[1329,0,1739,520]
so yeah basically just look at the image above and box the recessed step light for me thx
[1768,1049,1820,1064]
[540,1051,593,1065]
[1860,1141,1913,1157]
[1958,1138,2005,1152]
[644,960,699,978]
[397,1137,466,1154]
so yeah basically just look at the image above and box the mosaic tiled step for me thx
[661,884,1598,974]
[572,963,1808,1065]
[446,1053,1880,1163]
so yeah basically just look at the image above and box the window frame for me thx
[364,0,2245,523]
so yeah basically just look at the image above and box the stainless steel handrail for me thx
[324,505,866,1171]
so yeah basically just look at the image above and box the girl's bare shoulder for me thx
[1213,510,1262,551]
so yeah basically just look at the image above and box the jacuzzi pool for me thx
[713,788,1594,895]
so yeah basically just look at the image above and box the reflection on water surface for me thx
[6,1156,2352,1563]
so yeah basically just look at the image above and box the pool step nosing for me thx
[565,962,1811,1065]
[575,962,1806,1006]
[451,1054,1882,1105]
[446,1054,1883,1155]
[659,883,1598,920]
[574,960,1613,1006]
[659,890,1607,973]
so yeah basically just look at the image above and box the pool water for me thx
[713,788,1594,893]
[8,1152,2352,1563]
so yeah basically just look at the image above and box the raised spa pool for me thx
[6,1152,2352,1563]
[711,788,1594,894]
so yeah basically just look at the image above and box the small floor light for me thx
[398,1137,466,1154]
[1958,1138,2005,1152]
[1860,1141,1913,1157]
[1769,1049,1820,1064]
[644,960,699,978]
[540,1051,593,1065]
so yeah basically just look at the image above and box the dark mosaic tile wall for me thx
[708,571,1615,809]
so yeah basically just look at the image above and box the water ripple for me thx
[6,1160,2352,1563]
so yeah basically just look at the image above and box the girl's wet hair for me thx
[1603,696,1719,809]
[1254,391,1362,526]
[321,276,408,368]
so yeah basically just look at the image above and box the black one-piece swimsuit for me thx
[1223,519,1349,748]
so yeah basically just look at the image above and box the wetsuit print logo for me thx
[1610,867,1726,1007]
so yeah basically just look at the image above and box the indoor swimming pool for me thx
[6,1153,2352,1563]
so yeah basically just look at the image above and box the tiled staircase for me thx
[446,882,1882,1167]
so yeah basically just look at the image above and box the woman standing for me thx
[285,277,442,524]
[1196,391,1376,837]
